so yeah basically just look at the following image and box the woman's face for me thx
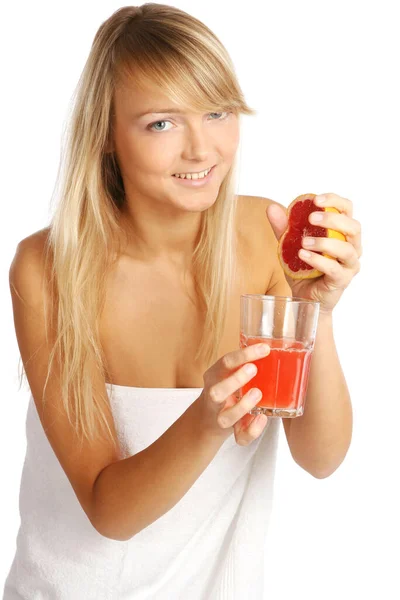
[110,77,240,214]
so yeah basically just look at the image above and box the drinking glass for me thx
[239,294,320,417]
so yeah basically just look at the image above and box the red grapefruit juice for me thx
[240,333,313,417]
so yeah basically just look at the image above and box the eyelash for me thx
[148,111,231,132]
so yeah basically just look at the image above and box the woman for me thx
[4,4,362,599]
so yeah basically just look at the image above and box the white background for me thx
[1,1,399,598]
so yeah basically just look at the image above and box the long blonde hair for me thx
[18,3,257,448]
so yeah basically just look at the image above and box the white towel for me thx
[3,384,280,599]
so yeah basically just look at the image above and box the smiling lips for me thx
[172,165,214,180]
[171,165,216,186]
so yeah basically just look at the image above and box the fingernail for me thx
[310,212,324,222]
[256,414,268,426]
[315,195,326,205]
[299,249,312,258]
[244,363,257,375]
[249,388,262,401]
[302,237,315,246]
[256,343,270,356]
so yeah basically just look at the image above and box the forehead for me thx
[114,76,185,116]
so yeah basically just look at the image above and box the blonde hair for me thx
[18,3,257,448]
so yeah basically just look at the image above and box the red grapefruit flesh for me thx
[277,193,345,279]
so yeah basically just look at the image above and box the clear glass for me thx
[239,295,320,418]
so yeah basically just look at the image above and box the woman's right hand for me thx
[197,342,271,446]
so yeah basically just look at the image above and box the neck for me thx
[118,198,202,270]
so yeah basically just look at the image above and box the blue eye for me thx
[148,120,173,132]
[209,111,230,120]
[148,111,230,132]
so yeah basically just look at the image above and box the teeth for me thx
[173,166,212,180]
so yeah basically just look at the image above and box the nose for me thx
[181,120,211,162]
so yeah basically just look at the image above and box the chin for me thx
[184,192,219,212]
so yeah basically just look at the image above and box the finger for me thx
[309,210,361,237]
[298,249,352,285]
[234,413,269,446]
[308,210,362,257]
[207,363,260,408]
[217,387,263,428]
[234,411,256,433]
[314,193,354,218]
[206,342,270,382]
[302,237,360,270]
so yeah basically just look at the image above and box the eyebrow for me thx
[136,108,183,118]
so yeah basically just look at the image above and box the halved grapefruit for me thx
[278,193,346,279]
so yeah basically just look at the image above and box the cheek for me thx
[114,135,158,173]
[219,122,240,156]
[113,132,137,163]
[222,137,239,163]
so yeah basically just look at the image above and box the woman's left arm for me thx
[284,310,353,479]
[264,193,363,478]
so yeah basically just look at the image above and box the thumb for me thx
[266,202,288,241]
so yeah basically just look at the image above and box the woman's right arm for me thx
[9,234,268,542]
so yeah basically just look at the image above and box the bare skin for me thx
[100,194,275,390]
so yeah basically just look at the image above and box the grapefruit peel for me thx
[277,193,346,280]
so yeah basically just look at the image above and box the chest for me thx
[100,219,272,389]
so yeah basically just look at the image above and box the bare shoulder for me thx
[237,194,284,253]
[9,227,52,308]
[13,226,51,252]
[237,194,291,293]
[11,226,51,268]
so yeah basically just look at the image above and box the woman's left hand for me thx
[266,193,363,315]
